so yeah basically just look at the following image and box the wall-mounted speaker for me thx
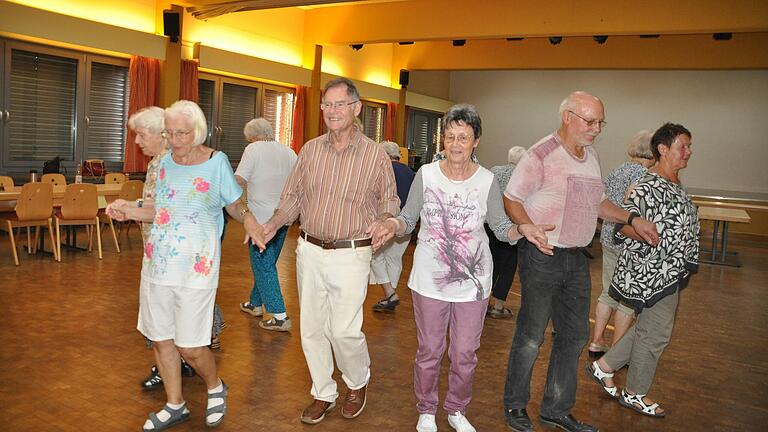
[399,69,410,87]
[163,11,180,43]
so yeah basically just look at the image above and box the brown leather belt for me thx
[300,230,372,250]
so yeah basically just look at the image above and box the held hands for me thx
[242,213,267,252]
[366,218,399,252]
[105,199,130,221]
[517,223,556,255]
[631,217,660,246]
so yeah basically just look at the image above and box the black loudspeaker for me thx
[399,69,410,87]
[163,11,180,43]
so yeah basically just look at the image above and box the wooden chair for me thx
[54,184,102,261]
[105,172,127,184]
[0,182,57,265]
[41,173,67,186]
[0,175,14,189]
[104,179,144,239]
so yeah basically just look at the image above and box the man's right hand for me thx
[262,221,277,244]
[518,223,556,255]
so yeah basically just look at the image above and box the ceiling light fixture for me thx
[713,32,732,40]
[398,41,414,45]
[548,36,563,45]
[639,34,660,39]
[350,44,363,51]
[452,39,466,47]
[593,35,608,44]
[506,37,525,41]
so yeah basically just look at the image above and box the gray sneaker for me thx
[259,317,292,332]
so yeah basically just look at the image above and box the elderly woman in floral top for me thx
[108,100,265,431]
[587,123,699,419]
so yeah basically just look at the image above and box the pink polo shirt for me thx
[504,133,605,248]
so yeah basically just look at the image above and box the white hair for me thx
[507,146,527,165]
[380,141,401,159]
[165,100,208,147]
[244,118,275,142]
[128,106,164,135]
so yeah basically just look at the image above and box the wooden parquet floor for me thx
[0,223,766,431]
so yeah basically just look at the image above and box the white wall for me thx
[450,70,768,194]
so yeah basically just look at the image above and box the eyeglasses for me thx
[320,100,359,111]
[568,110,606,128]
[162,129,193,140]
[443,134,474,145]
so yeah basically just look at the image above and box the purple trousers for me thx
[412,290,488,414]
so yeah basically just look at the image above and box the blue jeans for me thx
[248,225,288,314]
[503,240,591,418]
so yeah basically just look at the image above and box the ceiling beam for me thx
[304,0,768,44]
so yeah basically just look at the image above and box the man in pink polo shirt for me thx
[501,92,659,432]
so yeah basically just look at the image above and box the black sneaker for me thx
[181,360,196,377]
[372,293,400,312]
[141,365,163,390]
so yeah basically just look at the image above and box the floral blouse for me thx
[141,152,242,289]
[140,149,168,243]
[600,162,647,251]
[609,172,700,313]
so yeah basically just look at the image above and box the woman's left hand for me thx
[631,217,660,246]
[367,218,399,252]
[243,214,267,252]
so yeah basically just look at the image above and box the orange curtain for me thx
[179,60,199,103]
[290,85,306,154]
[123,56,160,173]
[384,102,398,142]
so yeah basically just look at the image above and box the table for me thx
[697,206,751,267]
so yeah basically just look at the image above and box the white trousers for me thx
[296,237,372,402]
[369,234,411,289]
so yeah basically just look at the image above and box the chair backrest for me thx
[41,173,67,186]
[0,175,14,189]
[118,179,144,201]
[105,172,127,184]
[15,182,53,221]
[61,183,98,220]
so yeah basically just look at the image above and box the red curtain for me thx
[179,60,199,103]
[384,102,398,142]
[290,85,306,154]
[123,56,160,173]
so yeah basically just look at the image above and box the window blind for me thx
[86,62,129,161]
[219,83,257,166]
[362,103,385,143]
[197,79,215,146]
[263,88,294,146]
[8,49,77,161]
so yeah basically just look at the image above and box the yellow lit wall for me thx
[8,0,157,34]
[183,8,305,66]
[321,42,394,88]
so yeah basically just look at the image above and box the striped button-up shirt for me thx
[271,130,400,241]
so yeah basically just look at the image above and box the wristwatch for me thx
[239,206,250,217]
[136,198,144,208]
[627,211,640,225]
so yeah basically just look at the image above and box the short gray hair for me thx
[244,118,275,142]
[627,130,654,160]
[508,146,527,165]
[558,91,602,115]
[380,141,401,159]
[165,100,208,147]
[441,103,482,139]
[128,106,164,135]
[323,77,360,101]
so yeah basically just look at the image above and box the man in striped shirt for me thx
[263,77,399,425]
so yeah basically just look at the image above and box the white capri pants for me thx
[369,234,411,289]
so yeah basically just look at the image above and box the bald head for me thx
[558,91,606,150]
[559,91,603,117]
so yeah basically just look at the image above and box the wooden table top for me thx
[698,205,752,224]
[0,183,123,202]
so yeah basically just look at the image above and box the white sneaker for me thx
[416,413,438,432]
[447,411,476,432]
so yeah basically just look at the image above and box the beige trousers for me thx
[296,237,372,402]
[369,234,411,289]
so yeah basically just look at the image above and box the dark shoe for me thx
[487,305,514,319]
[341,384,367,419]
[181,360,196,377]
[300,399,336,425]
[539,414,597,432]
[506,408,534,432]
[141,365,163,390]
[587,342,609,358]
[239,302,263,317]
[259,317,292,332]
[372,293,400,312]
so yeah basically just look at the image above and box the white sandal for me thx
[585,361,618,397]
[618,389,666,418]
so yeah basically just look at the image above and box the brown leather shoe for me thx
[341,384,367,419]
[300,399,336,425]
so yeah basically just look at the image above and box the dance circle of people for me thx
[107,77,699,432]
